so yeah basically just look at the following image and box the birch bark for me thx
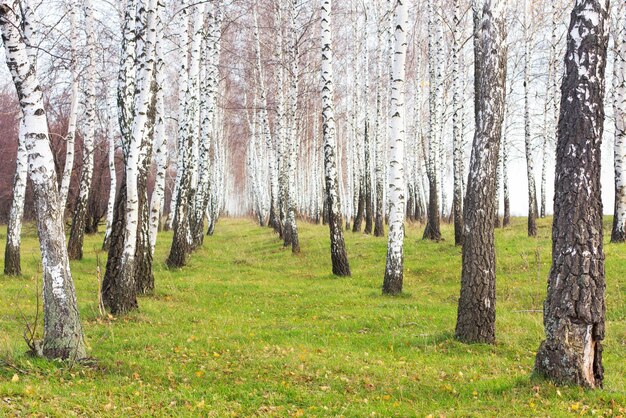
[382,0,408,295]
[1,0,86,359]
[535,0,609,388]
[455,0,508,344]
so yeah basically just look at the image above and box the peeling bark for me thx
[535,0,609,389]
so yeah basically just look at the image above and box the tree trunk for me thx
[1,2,86,359]
[455,0,507,344]
[167,0,196,268]
[58,0,78,212]
[523,0,538,237]
[382,0,408,296]
[535,0,609,389]
[5,120,28,276]
[611,7,626,242]
[67,0,96,260]
[452,0,464,246]
[423,0,442,242]
[148,0,167,255]
[321,0,351,277]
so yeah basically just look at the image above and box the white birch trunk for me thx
[523,0,538,237]
[120,0,158,281]
[59,0,79,211]
[103,100,117,250]
[382,0,408,295]
[67,0,96,260]
[148,0,166,255]
[0,1,86,359]
[612,6,626,242]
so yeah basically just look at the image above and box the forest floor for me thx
[0,217,624,417]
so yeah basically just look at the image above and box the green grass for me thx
[0,217,624,417]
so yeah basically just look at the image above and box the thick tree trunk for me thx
[535,0,609,388]
[455,0,507,344]
[1,2,86,359]
[382,0,408,296]
[102,176,138,314]
[167,0,196,268]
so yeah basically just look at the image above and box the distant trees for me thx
[1,0,86,359]
[535,0,609,388]
[455,0,508,344]
[612,3,626,242]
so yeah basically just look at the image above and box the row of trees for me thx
[244,0,615,389]
[0,0,619,390]
[1,0,226,357]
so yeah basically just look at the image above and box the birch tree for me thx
[321,0,351,276]
[523,0,538,237]
[104,0,158,313]
[1,0,86,359]
[455,0,508,344]
[451,0,464,246]
[611,5,626,242]
[68,0,97,260]
[535,0,609,388]
[3,0,36,276]
[283,0,300,253]
[423,0,442,241]
[4,117,27,276]
[382,0,408,295]
[167,1,200,267]
[103,99,117,250]
[58,0,79,211]
[148,0,167,255]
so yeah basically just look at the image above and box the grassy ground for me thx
[0,217,624,417]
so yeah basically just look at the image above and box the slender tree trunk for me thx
[68,0,96,260]
[502,131,511,227]
[452,0,463,246]
[148,0,167,255]
[535,0,609,388]
[1,2,86,359]
[103,102,117,250]
[382,0,408,296]
[321,0,351,276]
[455,0,507,344]
[284,0,300,253]
[523,0,538,237]
[612,7,626,242]
[59,0,78,212]
[4,122,28,276]
[423,0,441,241]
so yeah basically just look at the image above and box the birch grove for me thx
[382,0,408,295]
[1,0,623,393]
